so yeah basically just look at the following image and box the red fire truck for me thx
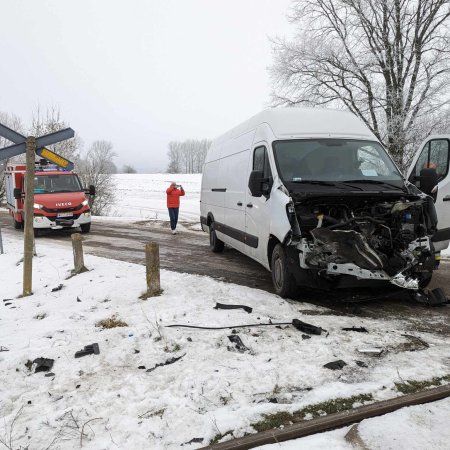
[5,161,95,235]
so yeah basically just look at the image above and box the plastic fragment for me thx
[323,360,347,370]
[227,335,249,353]
[74,343,100,358]
[214,302,253,314]
[292,319,323,335]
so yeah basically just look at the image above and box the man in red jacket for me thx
[166,182,185,234]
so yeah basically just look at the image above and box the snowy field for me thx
[1,232,450,449]
[109,173,201,223]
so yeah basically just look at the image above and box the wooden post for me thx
[71,233,87,274]
[143,242,161,298]
[22,136,35,297]
[0,226,3,255]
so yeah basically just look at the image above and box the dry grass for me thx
[95,315,128,329]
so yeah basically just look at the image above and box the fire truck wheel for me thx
[80,223,91,233]
[14,219,23,230]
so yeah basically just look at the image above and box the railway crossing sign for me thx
[0,123,74,170]
[0,120,76,297]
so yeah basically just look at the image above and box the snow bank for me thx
[1,233,450,449]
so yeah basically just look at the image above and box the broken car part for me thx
[74,343,100,358]
[292,196,440,291]
[227,335,249,353]
[214,302,253,314]
[342,327,368,333]
[413,287,449,306]
[32,357,54,373]
[357,347,384,357]
[323,360,347,370]
[292,319,323,335]
[146,354,185,372]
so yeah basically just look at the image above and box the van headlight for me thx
[81,199,89,206]
[33,203,43,209]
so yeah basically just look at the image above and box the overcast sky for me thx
[0,0,293,172]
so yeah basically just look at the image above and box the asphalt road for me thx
[1,211,449,333]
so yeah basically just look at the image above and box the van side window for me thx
[253,146,272,178]
[413,139,449,181]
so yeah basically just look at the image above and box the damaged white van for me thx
[200,108,450,297]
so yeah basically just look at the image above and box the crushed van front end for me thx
[288,193,439,291]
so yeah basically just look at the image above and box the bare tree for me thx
[30,106,82,161]
[271,0,450,168]
[77,141,117,215]
[166,139,211,173]
[122,164,137,174]
[0,112,24,203]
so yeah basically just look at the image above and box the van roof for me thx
[214,107,378,144]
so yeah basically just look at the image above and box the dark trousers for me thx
[168,207,179,230]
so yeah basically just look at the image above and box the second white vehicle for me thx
[200,108,450,297]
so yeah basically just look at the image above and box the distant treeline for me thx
[167,139,211,174]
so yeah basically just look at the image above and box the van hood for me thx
[34,192,87,210]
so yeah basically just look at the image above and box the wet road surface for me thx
[1,211,449,334]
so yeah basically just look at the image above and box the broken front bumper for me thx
[297,236,434,291]
[325,262,419,290]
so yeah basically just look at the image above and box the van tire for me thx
[271,244,296,298]
[14,219,23,230]
[209,223,224,253]
[80,223,91,233]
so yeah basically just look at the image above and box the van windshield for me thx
[33,174,83,194]
[272,139,404,187]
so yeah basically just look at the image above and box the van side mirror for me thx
[13,188,22,200]
[418,167,438,197]
[248,170,265,197]
[88,185,96,196]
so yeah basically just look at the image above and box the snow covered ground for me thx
[1,232,450,449]
[110,173,201,223]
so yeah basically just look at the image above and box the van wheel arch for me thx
[268,235,281,269]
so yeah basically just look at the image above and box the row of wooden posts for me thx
[71,233,161,298]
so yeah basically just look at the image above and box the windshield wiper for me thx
[290,180,338,187]
[342,179,405,191]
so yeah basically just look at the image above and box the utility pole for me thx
[23,136,35,297]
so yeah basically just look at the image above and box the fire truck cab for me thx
[5,161,95,235]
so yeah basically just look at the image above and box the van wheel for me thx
[33,229,40,237]
[80,223,91,233]
[14,219,23,230]
[209,223,224,253]
[271,244,296,298]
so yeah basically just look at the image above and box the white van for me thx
[200,108,450,297]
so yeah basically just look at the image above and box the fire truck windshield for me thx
[33,174,83,194]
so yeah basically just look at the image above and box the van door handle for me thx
[237,202,242,206]
[444,196,450,202]
[247,203,253,208]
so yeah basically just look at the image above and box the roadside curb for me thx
[201,384,450,449]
